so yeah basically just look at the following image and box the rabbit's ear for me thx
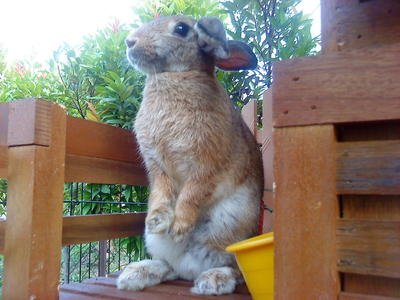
[215,40,258,71]
[194,17,230,60]
[194,17,258,71]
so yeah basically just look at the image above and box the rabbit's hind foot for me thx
[191,266,236,295]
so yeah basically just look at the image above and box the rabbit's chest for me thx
[134,103,200,174]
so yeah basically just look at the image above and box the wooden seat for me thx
[60,273,251,300]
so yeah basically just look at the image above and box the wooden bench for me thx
[0,91,273,299]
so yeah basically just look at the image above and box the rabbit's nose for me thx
[125,37,137,48]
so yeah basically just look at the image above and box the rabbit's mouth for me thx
[127,48,166,75]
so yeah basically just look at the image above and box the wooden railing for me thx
[0,96,273,299]
[0,98,148,299]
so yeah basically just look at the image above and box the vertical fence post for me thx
[3,99,66,300]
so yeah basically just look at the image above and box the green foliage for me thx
[220,0,319,107]
[53,20,145,128]
[133,0,225,23]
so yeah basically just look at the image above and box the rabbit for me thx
[117,15,264,296]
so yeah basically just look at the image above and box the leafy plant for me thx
[133,0,225,24]
[220,0,319,107]
[53,20,145,128]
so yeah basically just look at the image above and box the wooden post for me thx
[274,125,339,299]
[3,99,66,300]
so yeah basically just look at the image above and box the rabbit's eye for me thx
[174,22,190,38]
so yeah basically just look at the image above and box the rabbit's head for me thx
[125,15,257,75]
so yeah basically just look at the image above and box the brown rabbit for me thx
[117,15,263,295]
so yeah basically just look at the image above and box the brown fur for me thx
[127,14,262,246]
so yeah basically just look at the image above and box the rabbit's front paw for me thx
[170,215,193,242]
[146,206,174,234]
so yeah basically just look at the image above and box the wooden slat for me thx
[0,213,145,252]
[337,219,400,278]
[273,42,400,127]
[60,291,103,300]
[241,99,257,135]
[0,146,7,178]
[60,281,248,300]
[81,277,250,300]
[337,140,400,194]
[343,274,400,298]
[339,292,400,300]
[66,116,143,165]
[274,125,339,299]
[83,276,250,296]
[3,101,66,300]
[0,102,9,146]
[342,195,400,220]
[62,213,145,246]
[261,90,274,232]
[323,0,400,52]
[65,154,148,186]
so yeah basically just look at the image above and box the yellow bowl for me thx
[226,232,274,300]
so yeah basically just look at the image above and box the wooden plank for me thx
[337,140,400,194]
[241,99,257,135]
[60,291,104,300]
[337,219,400,278]
[66,116,143,165]
[3,101,66,300]
[337,121,400,142]
[273,42,400,127]
[261,90,274,232]
[0,146,7,178]
[340,292,400,300]
[342,195,400,220]
[82,277,249,300]
[62,213,146,246]
[83,277,250,297]
[324,0,400,52]
[7,98,52,146]
[274,125,339,299]
[343,274,400,298]
[0,102,9,146]
[60,282,242,300]
[65,154,148,186]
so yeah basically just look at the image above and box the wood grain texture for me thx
[339,292,400,300]
[241,91,274,232]
[241,99,257,135]
[60,280,251,300]
[323,0,400,52]
[7,98,52,146]
[342,195,400,220]
[337,121,400,142]
[337,219,400,278]
[273,42,400,127]
[62,213,146,246]
[274,125,339,299]
[343,274,400,298]
[261,90,274,232]
[3,101,66,300]
[337,140,400,194]
[0,146,7,179]
[0,102,9,146]
[65,154,148,186]
[66,116,143,165]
